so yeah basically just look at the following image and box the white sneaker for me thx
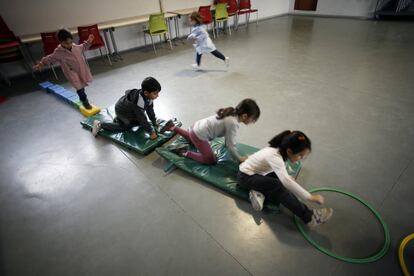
[92,120,102,137]
[192,64,201,71]
[307,208,333,227]
[225,57,230,67]
[249,190,265,211]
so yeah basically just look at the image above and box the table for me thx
[19,12,179,61]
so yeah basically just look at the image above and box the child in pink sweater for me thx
[33,29,95,109]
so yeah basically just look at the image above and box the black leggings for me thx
[237,171,313,223]
[101,118,138,133]
[196,50,225,65]
[76,88,88,103]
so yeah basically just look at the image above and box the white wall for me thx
[0,0,160,37]
[2,0,289,80]
[289,0,378,18]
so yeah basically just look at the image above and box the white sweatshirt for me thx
[187,25,216,54]
[239,147,311,200]
[193,115,241,161]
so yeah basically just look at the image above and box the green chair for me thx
[214,3,231,36]
[144,13,172,55]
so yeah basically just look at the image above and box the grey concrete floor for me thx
[1,15,414,275]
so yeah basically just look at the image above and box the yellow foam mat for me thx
[79,105,101,117]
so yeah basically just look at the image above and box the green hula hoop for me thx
[294,187,391,263]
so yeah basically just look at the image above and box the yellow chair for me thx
[214,3,231,36]
[144,13,172,55]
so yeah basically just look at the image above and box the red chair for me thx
[0,16,32,86]
[238,0,258,28]
[77,24,111,65]
[227,0,239,29]
[198,5,216,39]
[40,32,60,79]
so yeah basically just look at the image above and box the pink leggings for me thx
[173,127,216,165]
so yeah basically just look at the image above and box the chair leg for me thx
[212,23,216,38]
[256,11,259,27]
[98,48,105,65]
[228,19,231,35]
[83,52,89,66]
[50,65,58,80]
[0,71,11,87]
[167,33,173,50]
[150,35,156,55]
[144,32,147,47]
[104,45,112,66]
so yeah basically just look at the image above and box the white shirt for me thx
[187,25,216,54]
[239,147,311,200]
[193,115,241,161]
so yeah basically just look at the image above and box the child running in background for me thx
[163,99,260,164]
[238,130,333,227]
[92,77,162,140]
[33,29,95,109]
[188,11,230,71]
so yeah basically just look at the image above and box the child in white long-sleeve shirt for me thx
[238,130,333,227]
[188,11,229,71]
[163,99,260,164]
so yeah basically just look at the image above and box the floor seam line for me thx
[379,157,413,208]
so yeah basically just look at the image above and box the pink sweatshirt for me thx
[40,41,93,90]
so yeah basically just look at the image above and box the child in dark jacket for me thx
[92,77,162,140]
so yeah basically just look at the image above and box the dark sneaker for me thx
[160,120,175,134]
[170,144,188,156]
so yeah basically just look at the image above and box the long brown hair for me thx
[190,11,204,25]
[216,99,261,120]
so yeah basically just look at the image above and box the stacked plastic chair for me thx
[0,16,33,86]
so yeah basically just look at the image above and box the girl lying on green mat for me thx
[238,130,333,227]
[162,99,260,165]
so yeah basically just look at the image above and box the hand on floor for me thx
[150,132,157,140]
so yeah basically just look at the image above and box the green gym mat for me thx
[156,137,302,212]
[81,106,182,155]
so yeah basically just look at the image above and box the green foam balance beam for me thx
[81,106,182,155]
[156,137,302,212]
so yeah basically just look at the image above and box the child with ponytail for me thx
[162,99,260,164]
[188,11,230,70]
[238,130,333,227]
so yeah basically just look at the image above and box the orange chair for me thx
[77,24,111,65]
[40,32,60,79]
[238,0,258,28]
[0,16,33,86]
[198,5,216,39]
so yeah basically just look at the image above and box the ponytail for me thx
[216,98,261,121]
[268,130,311,161]
[216,107,237,119]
